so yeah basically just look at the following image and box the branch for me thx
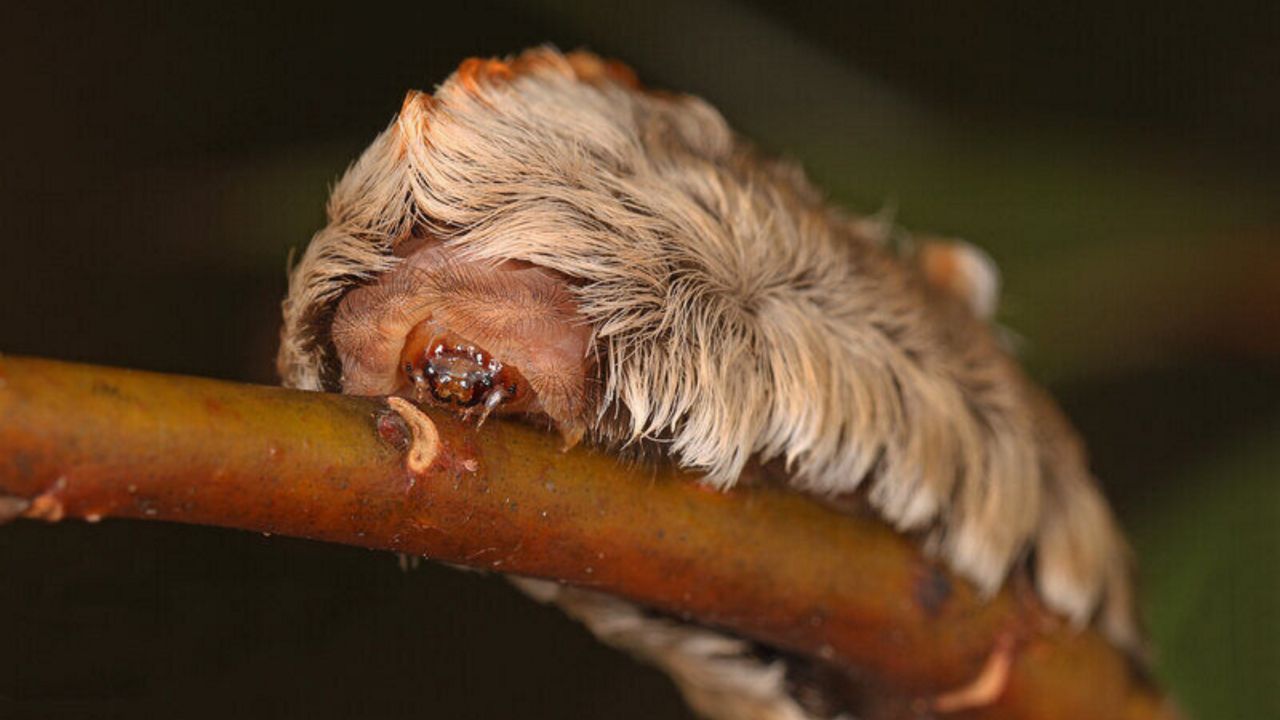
[0,355,1175,719]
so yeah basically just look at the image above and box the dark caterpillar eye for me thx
[397,320,531,420]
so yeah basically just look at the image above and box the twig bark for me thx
[0,355,1176,720]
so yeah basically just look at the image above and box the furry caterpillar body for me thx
[278,48,1141,715]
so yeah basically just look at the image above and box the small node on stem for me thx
[386,396,441,476]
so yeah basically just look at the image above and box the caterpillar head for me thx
[323,235,596,445]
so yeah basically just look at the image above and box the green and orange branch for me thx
[0,355,1175,720]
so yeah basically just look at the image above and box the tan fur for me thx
[278,47,1142,718]
[512,578,838,720]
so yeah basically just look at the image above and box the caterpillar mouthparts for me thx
[398,320,532,425]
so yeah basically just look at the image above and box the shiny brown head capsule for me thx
[398,322,531,423]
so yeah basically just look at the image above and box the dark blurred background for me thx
[1,1,1277,718]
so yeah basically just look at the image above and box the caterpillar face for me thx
[327,236,593,444]
[277,47,1140,667]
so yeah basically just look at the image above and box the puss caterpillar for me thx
[278,48,1140,718]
